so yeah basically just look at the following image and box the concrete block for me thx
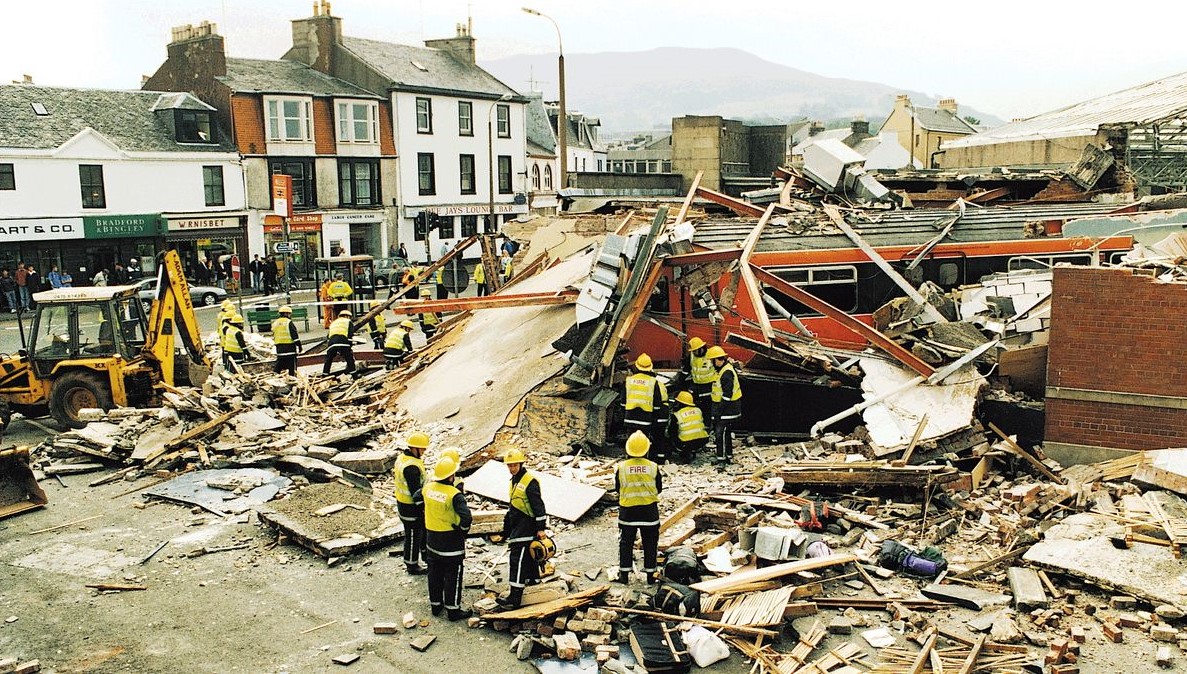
[554,631,581,660]
[330,450,397,474]
[827,616,854,634]
[11,663,38,674]
[373,622,399,634]
[1157,645,1173,667]
[1102,622,1123,643]
[586,607,618,622]
[1152,624,1178,642]
[1111,596,1138,610]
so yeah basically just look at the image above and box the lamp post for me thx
[522,7,566,189]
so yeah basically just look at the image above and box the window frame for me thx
[0,163,13,190]
[417,153,436,196]
[175,109,216,144]
[763,264,859,315]
[437,215,456,239]
[460,215,478,237]
[459,154,476,195]
[269,158,317,209]
[79,164,106,209]
[1007,253,1092,272]
[457,101,474,137]
[531,164,540,190]
[202,165,225,207]
[496,104,511,138]
[338,158,381,207]
[266,97,313,142]
[416,97,433,134]
[543,165,553,190]
[336,100,379,144]
[497,155,513,194]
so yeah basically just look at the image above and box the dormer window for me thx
[337,101,379,144]
[266,97,313,142]
[176,109,215,143]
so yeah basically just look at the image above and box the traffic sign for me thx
[273,241,302,254]
[230,253,241,281]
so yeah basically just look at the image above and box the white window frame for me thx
[458,101,473,136]
[1007,253,1092,272]
[765,265,859,314]
[336,100,379,144]
[266,96,313,142]
[416,97,433,134]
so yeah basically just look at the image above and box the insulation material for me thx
[396,251,594,454]
[859,358,985,450]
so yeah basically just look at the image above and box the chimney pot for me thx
[938,97,958,113]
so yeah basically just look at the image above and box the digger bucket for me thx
[0,447,48,519]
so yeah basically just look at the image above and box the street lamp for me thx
[488,93,515,235]
[522,7,566,189]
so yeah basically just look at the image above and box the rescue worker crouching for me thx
[323,309,357,376]
[614,431,663,584]
[384,320,415,370]
[423,456,472,621]
[365,299,387,350]
[221,314,247,371]
[622,353,669,462]
[708,345,742,464]
[498,448,547,609]
[394,432,430,575]
[667,390,709,463]
[418,289,441,338]
[271,305,301,375]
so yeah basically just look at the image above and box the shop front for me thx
[0,217,85,281]
[323,211,384,258]
[164,213,248,288]
[263,213,322,281]
[81,213,163,281]
[403,202,528,262]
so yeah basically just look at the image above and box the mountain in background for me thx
[482,46,1003,135]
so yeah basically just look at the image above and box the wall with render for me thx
[1045,265,1187,460]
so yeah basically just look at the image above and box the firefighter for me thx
[384,320,416,370]
[667,390,709,463]
[707,345,742,464]
[423,456,472,621]
[473,259,487,297]
[497,448,547,609]
[322,309,356,375]
[680,337,716,420]
[500,251,513,283]
[400,264,421,299]
[418,288,441,338]
[365,299,386,350]
[271,305,301,375]
[614,431,662,584]
[216,299,235,339]
[622,353,669,462]
[318,277,333,328]
[221,314,247,372]
[394,432,430,575]
[327,273,353,318]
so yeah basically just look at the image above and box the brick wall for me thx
[1046,265,1187,450]
[231,95,266,155]
[313,98,336,155]
[379,101,396,156]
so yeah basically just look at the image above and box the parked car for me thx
[134,278,226,312]
[373,257,412,290]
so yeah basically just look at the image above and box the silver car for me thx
[135,278,227,312]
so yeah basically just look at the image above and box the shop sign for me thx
[323,211,383,224]
[83,213,162,239]
[198,238,212,246]
[272,174,293,218]
[263,213,323,234]
[0,217,84,241]
[416,203,528,217]
[168,216,240,232]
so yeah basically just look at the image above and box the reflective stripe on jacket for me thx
[384,328,409,351]
[675,406,709,441]
[272,317,294,345]
[617,458,659,507]
[221,325,244,354]
[689,353,716,385]
[711,362,742,402]
[424,481,462,532]
[625,373,659,412]
[394,453,425,505]
[509,472,538,519]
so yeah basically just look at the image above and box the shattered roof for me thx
[945,70,1187,149]
[342,36,517,97]
[913,106,977,135]
[219,58,378,98]
[0,85,235,152]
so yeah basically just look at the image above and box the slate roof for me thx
[524,92,556,155]
[0,85,236,152]
[218,58,378,98]
[342,36,517,97]
[913,106,977,134]
[945,70,1187,149]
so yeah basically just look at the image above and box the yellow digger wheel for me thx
[49,371,113,429]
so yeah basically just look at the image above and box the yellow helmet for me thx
[502,448,526,464]
[441,447,461,465]
[220,299,234,310]
[626,431,651,458]
[688,337,705,351]
[705,346,727,360]
[407,432,430,450]
[675,391,695,406]
[400,320,416,330]
[278,305,293,314]
[370,300,382,309]
[338,309,353,318]
[635,353,653,371]
[229,314,244,325]
[433,457,458,481]
[420,289,432,298]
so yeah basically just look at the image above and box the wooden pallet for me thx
[1144,492,1187,558]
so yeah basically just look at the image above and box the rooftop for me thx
[913,106,977,135]
[342,36,517,98]
[219,58,378,98]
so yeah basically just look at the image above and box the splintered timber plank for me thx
[479,585,607,620]
[690,554,857,594]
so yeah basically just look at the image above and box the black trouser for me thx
[618,522,659,575]
[476,282,488,297]
[370,333,384,350]
[426,550,464,611]
[715,417,736,461]
[397,502,424,567]
[672,437,708,462]
[692,383,713,421]
[384,349,406,370]
[222,351,245,371]
[323,344,355,374]
[274,352,297,375]
[436,283,448,300]
[422,324,437,338]
[508,541,539,593]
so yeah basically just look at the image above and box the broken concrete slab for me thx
[308,422,383,447]
[275,456,371,492]
[921,583,1011,611]
[231,408,287,436]
[858,358,985,454]
[1007,566,1049,610]
[464,459,605,522]
[144,468,289,516]
[1024,512,1187,608]
[256,481,402,560]
[330,450,398,475]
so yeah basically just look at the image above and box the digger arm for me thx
[144,250,212,384]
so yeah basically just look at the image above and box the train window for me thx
[937,262,959,286]
[1008,253,1091,271]
[763,265,858,316]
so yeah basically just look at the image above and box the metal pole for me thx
[488,113,495,238]
[283,217,292,306]
[558,51,567,187]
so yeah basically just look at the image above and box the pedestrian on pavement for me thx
[111,263,129,285]
[473,260,487,297]
[47,265,66,289]
[678,337,716,420]
[221,314,247,371]
[423,455,472,621]
[25,266,40,307]
[322,309,357,376]
[614,431,663,584]
[395,431,430,575]
[262,256,278,295]
[14,263,30,310]
[384,320,415,370]
[271,305,301,375]
[92,269,109,286]
[667,390,710,463]
[0,269,16,313]
[708,345,742,464]
[397,243,409,260]
[249,255,262,292]
[127,258,142,279]
[622,353,669,462]
[418,288,440,338]
[365,299,386,349]
[497,448,547,609]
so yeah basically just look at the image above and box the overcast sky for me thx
[4,0,1184,122]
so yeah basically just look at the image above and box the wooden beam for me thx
[738,204,776,343]
[988,422,1064,484]
[908,630,937,674]
[658,496,700,535]
[610,606,777,637]
[956,633,987,674]
[613,209,637,237]
[598,207,670,369]
[750,264,935,377]
[690,554,857,594]
[663,248,743,267]
[385,290,577,315]
[674,171,703,225]
[694,185,767,218]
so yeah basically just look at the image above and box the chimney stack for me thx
[808,121,825,137]
[160,21,226,80]
[850,117,870,137]
[938,97,958,113]
[425,22,477,66]
[289,0,342,74]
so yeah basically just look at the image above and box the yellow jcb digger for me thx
[0,249,212,430]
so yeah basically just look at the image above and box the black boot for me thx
[406,563,428,575]
[447,607,472,621]
[496,587,523,609]
[430,604,444,617]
